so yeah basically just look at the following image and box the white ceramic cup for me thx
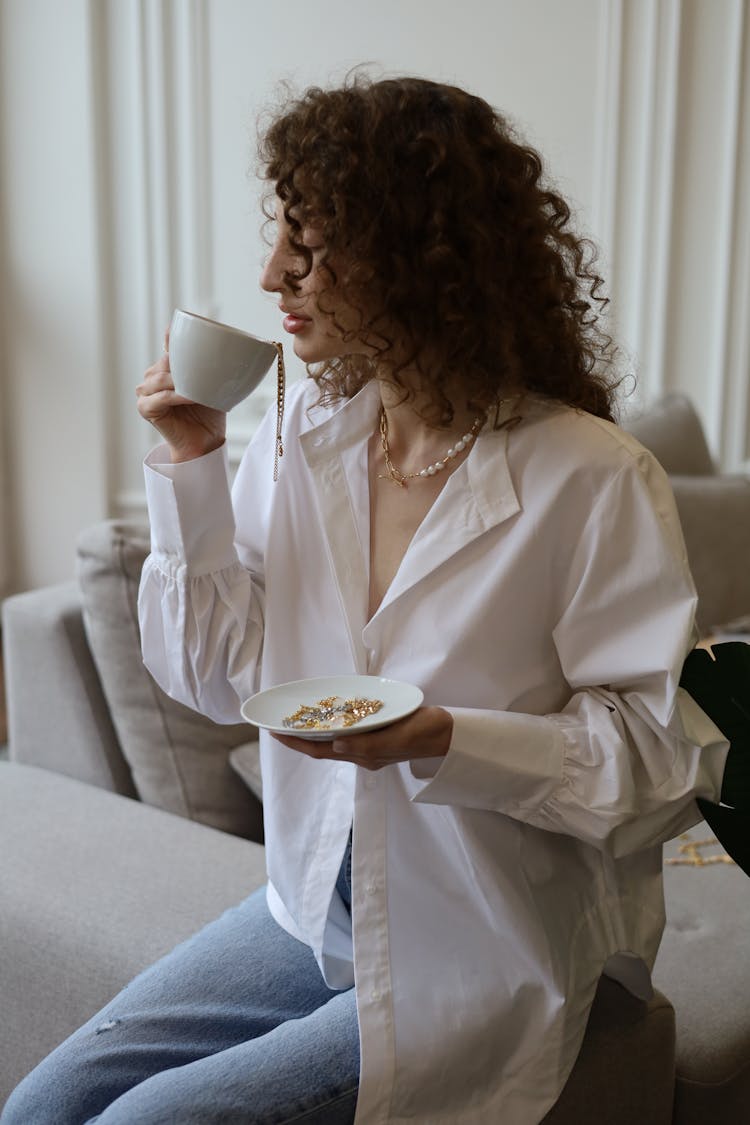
[168,309,279,412]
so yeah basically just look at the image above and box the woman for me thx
[2,75,727,1125]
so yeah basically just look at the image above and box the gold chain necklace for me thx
[377,407,488,488]
[272,342,285,482]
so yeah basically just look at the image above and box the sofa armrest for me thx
[0,761,265,1105]
[1,583,137,796]
[670,475,750,634]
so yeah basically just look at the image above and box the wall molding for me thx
[0,102,11,593]
[600,0,683,415]
[110,0,217,518]
[591,0,623,273]
[719,0,750,469]
[134,0,216,326]
[638,0,682,405]
[4,0,748,589]
[594,0,750,469]
[69,0,750,530]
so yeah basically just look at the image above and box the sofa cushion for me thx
[669,475,750,633]
[229,741,264,802]
[623,393,715,476]
[0,761,266,1106]
[541,978,675,1125]
[76,520,263,841]
[653,824,750,1124]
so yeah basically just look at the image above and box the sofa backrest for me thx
[623,393,750,634]
[76,520,264,842]
[622,392,715,476]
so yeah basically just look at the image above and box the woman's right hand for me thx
[136,330,227,463]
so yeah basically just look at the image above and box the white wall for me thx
[0,0,748,592]
[0,0,109,591]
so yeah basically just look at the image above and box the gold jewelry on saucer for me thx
[283,695,384,731]
[273,343,286,481]
[378,407,488,488]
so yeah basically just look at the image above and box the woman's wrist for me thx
[169,436,226,464]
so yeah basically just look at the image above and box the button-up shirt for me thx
[139,378,727,1124]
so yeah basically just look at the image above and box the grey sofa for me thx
[1,393,750,1122]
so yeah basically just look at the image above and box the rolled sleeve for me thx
[411,452,729,856]
[144,443,237,575]
[412,708,564,809]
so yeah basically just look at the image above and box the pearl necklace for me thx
[377,407,488,488]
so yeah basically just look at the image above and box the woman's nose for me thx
[260,245,283,293]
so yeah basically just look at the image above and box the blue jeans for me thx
[2,843,358,1124]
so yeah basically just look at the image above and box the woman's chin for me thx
[292,344,319,366]
[290,336,339,365]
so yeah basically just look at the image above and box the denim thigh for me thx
[1,885,359,1125]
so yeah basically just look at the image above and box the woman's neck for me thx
[374,372,486,478]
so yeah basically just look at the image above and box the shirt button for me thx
[370,989,381,1002]
[366,882,378,895]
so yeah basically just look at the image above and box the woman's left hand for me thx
[272,706,453,770]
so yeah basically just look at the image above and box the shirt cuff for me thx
[411,706,564,812]
[144,443,237,574]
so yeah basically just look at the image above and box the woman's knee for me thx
[1,1026,117,1125]
[1,1054,81,1125]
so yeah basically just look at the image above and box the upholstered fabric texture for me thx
[541,977,675,1125]
[624,392,715,476]
[229,742,264,801]
[2,581,137,795]
[669,475,750,632]
[653,825,750,1125]
[76,520,263,840]
[623,393,750,633]
[0,761,266,1105]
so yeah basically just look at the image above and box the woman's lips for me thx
[282,312,312,334]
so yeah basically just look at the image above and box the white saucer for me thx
[240,675,424,741]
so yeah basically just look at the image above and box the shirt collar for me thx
[298,380,522,632]
[298,379,382,467]
[300,378,521,517]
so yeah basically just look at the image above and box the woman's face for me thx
[260,202,370,365]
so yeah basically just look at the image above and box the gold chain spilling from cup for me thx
[273,343,286,481]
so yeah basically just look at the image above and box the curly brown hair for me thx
[260,74,619,426]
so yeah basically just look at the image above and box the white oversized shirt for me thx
[139,378,727,1124]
